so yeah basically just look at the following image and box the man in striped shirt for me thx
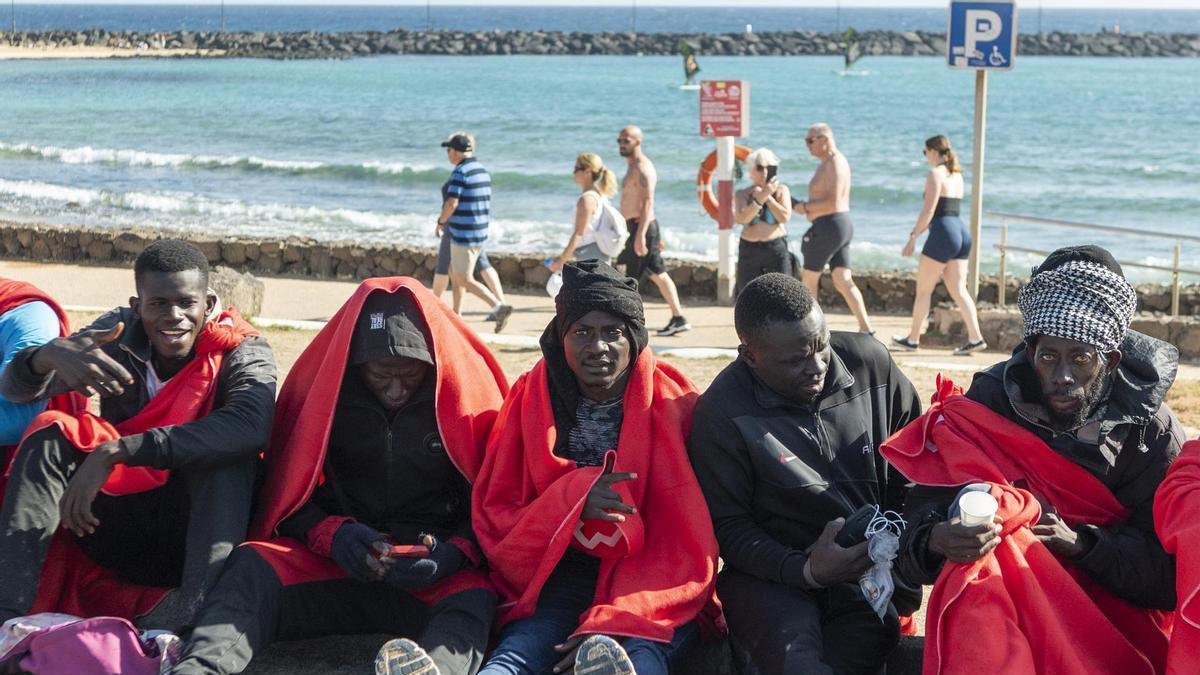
[437,132,513,332]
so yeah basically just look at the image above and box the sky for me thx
[17,0,1200,8]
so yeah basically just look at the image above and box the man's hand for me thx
[928,516,1003,564]
[581,471,637,523]
[59,441,125,537]
[552,634,593,674]
[1032,511,1088,559]
[30,323,133,398]
[634,235,648,258]
[901,237,916,258]
[807,517,873,586]
[382,536,465,591]
[330,523,389,583]
[435,222,445,238]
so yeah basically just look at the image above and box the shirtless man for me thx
[794,123,874,334]
[616,125,690,337]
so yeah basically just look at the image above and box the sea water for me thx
[1,53,1196,280]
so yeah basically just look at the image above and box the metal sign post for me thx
[948,0,1017,297]
[700,80,750,305]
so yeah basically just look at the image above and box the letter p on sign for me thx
[965,10,1002,58]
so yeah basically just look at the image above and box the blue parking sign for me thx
[948,0,1018,70]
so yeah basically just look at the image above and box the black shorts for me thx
[736,237,794,296]
[922,215,972,263]
[801,212,854,272]
[617,218,667,279]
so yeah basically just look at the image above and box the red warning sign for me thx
[699,80,749,138]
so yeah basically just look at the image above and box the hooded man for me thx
[172,278,509,675]
[0,240,275,632]
[888,245,1183,674]
[474,260,720,675]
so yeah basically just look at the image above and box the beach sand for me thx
[0,45,223,59]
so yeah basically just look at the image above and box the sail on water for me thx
[843,27,864,70]
[680,40,701,89]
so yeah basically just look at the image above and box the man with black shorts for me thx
[617,125,690,337]
[794,124,874,335]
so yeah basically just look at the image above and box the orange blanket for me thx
[19,309,259,620]
[1155,439,1200,675]
[248,278,508,605]
[881,376,1171,675]
[473,350,720,643]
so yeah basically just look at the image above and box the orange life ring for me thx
[696,144,753,222]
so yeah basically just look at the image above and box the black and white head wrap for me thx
[1017,253,1137,353]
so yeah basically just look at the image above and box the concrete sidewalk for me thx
[5,259,1195,379]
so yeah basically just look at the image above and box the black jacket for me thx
[278,370,473,546]
[896,331,1184,610]
[689,332,921,602]
[0,307,276,470]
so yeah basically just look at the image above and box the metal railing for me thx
[988,211,1200,316]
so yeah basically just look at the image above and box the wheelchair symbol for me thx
[988,45,1007,66]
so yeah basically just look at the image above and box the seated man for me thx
[0,277,81,451]
[0,240,276,631]
[1155,438,1200,675]
[690,273,922,675]
[890,246,1181,674]
[474,261,720,675]
[173,278,508,675]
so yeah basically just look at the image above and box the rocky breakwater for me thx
[3,28,1198,59]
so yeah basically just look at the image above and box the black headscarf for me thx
[538,260,649,454]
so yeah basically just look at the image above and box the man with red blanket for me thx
[0,240,276,631]
[0,278,80,449]
[890,245,1183,674]
[172,278,508,675]
[474,261,719,675]
[690,273,922,675]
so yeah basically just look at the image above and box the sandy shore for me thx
[0,45,224,59]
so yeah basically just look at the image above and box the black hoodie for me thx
[896,330,1185,610]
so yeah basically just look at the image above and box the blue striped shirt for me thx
[444,157,491,246]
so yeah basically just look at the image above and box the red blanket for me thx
[248,278,508,604]
[0,278,86,491]
[473,350,720,643]
[1155,439,1200,675]
[881,376,1171,675]
[19,309,259,620]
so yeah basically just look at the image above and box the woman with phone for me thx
[891,135,987,355]
[734,148,794,296]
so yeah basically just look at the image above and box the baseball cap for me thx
[349,291,433,366]
[440,132,475,153]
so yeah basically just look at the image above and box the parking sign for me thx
[948,0,1018,70]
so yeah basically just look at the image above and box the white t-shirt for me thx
[145,361,172,400]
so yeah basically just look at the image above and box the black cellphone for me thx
[835,504,877,548]
[765,165,778,181]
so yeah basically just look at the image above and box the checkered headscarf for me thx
[1018,259,1137,352]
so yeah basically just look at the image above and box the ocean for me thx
[1,7,1198,282]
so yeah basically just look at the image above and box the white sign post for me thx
[699,80,749,306]
[948,0,1017,297]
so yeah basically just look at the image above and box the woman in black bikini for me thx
[892,135,987,355]
[733,148,793,296]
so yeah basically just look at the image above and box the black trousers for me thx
[173,545,495,675]
[0,425,256,624]
[718,568,899,675]
[735,237,794,297]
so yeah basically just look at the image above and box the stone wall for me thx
[3,28,1197,59]
[3,221,1198,317]
[934,305,1200,360]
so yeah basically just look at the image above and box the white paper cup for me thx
[958,491,999,527]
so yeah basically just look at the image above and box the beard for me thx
[1045,370,1110,432]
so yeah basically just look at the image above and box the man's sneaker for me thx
[953,339,988,356]
[375,638,440,675]
[493,304,514,333]
[890,336,920,351]
[574,635,635,675]
[656,315,691,337]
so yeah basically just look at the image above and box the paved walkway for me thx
[5,259,1196,380]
